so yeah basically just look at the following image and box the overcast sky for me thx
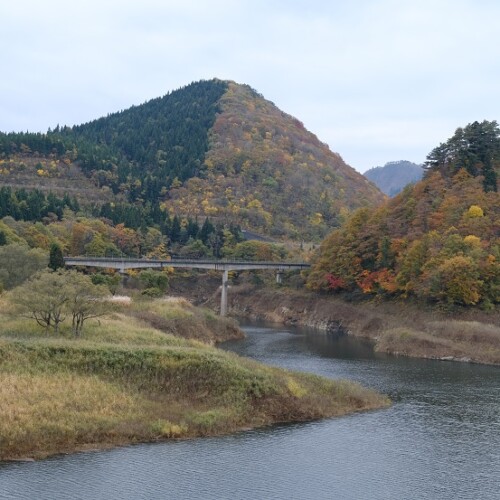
[1,0,499,172]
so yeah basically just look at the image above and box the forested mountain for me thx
[308,121,500,308]
[0,79,383,240]
[364,160,423,196]
[61,79,228,191]
[166,82,383,238]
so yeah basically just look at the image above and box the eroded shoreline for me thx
[193,282,500,366]
[170,278,500,365]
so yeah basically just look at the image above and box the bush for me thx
[141,287,164,298]
[139,269,168,292]
[0,244,48,289]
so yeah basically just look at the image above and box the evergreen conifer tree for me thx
[48,242,65,271]
[170,216,181,243]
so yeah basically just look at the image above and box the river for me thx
[1,322,499,500]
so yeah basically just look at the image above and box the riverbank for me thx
[239,286,500,365]
[188,281,500,366]
[0,296,389,461]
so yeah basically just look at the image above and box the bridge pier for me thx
[63,257,310,317]
[220,270,229,316]
[276,270,283,285]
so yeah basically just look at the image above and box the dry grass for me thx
[0,296,389,461]
[83,314,202,347]
[427,320,500,347]
[376,321,500,364]
[129,297,244,344]
[0,372,145,458]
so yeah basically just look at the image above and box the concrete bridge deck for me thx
[64,256,310,272]
[64,257,310,316]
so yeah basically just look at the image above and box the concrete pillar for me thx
[276,270,283,285]
[220,269,229,316]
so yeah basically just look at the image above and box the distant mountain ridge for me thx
[0,79,384,239]
[364,160,423,196]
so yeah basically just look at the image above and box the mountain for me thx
[308,120,500,307]
[0,79,384,240]
[364,160,423,196]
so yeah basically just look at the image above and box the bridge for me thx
[64,257,310,316]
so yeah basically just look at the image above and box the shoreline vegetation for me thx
[222,284,500,366]
[0,295,389,462]
[169,272,500,366]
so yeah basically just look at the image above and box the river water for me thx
[1,323,499,500]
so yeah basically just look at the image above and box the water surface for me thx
[1,323,499,499]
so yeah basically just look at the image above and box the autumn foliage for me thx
[0,80,384,241]
[308,168,500,307]
[162,82,384,239]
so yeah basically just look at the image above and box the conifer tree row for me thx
[0,187,79,221]
[0,80,228,203]
[425,120,499,192]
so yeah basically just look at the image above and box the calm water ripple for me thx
[1,322,499,500]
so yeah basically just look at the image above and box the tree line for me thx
[425,120,499,192]
[308,121,500,308]
[0,80,228,205]
[0,187,80,221]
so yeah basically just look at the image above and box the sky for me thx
[1,0,499,173]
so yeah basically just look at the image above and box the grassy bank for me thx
[128,296,244,344]
[0,296,389,461]
[376,320,500,364]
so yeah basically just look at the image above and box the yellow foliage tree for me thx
[467,205,484,218]
[433,255,482,305]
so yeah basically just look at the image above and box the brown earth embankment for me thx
[172,277,500,366]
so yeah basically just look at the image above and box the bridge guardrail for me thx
[64,256,310,267]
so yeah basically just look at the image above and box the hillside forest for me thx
[0,74,499,311]
[308,120,500,308]
[0,79,383,241]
